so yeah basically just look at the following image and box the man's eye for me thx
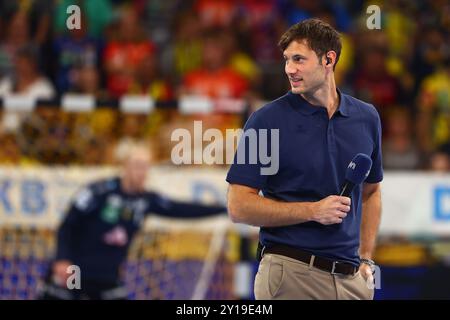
[285,57,303,63]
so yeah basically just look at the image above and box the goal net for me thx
[0,216,238,300]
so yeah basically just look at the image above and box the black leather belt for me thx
[263,244,357,276]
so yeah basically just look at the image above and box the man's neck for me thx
[301,78,339,119]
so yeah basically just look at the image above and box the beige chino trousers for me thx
[254,253,374,300]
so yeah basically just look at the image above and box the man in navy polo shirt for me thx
[226,18,383,300]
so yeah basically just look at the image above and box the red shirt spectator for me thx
[103,41,155,97]
[103,7,155,98]
[181,28,249,99]
[352,47,404,122]
[195,0,237,27]
[183,67,248,99]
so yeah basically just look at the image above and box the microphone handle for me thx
[340,181,355,197]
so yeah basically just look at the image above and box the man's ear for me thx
[324,51,337,67]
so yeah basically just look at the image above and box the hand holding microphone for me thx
[310,154,372,225]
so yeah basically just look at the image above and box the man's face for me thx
[202,38,227,71]
[283,39,326,95]
[123,151,150,192]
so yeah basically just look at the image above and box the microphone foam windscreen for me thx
[345,153,372,185]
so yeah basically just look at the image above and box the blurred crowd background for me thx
[0,0,448,171]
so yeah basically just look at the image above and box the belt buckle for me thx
[331,261,343,275]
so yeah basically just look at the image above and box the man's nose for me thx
[285,60,296,74]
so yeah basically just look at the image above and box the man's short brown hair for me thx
[278,18,342,69]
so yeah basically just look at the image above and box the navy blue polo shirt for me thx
[226,90,383,266]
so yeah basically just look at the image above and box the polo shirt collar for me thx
[335,88,350,117]
[288,88,351,117]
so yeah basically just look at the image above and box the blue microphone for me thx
[340,153,372,197]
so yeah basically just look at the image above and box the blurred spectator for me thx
[237,0,285,64]
[411,26,448,95]
[0,45,55,100]
[78,137,111,165]
[351,33,405,124]
[0,0,51,46]
[103,6,155,98]
[127,52,173,101]
[284,0,321,26]
[0,132,21,164]
[70,66,109,100]
[0,128,38,165]
[0,11,31,78]
[117,114,145,140]
[350,2,420,107]
[16,108,73,164]
[181,28,248,99]
[416,59,450,154]
[221,29,261,94]
[70,109,117,164]
[283,0,351,32]
[194,0,238,28]
[232,0,285,99]
[54,0,113,39]
[0,1,53,77]
[381,0,416,87]
[167,10,203,80]
[135,0,180,46]
[429,143,450,173]
[53,15,103,94]
[382,108,421,170]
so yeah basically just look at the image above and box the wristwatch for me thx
[360,258,376,273]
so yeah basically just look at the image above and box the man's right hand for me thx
[309,195,351,225]
[52,260,72,287]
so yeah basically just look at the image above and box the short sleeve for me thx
[226,110,274,189]
[366,109,383,183]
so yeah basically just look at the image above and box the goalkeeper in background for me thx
[39,142,226,300]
